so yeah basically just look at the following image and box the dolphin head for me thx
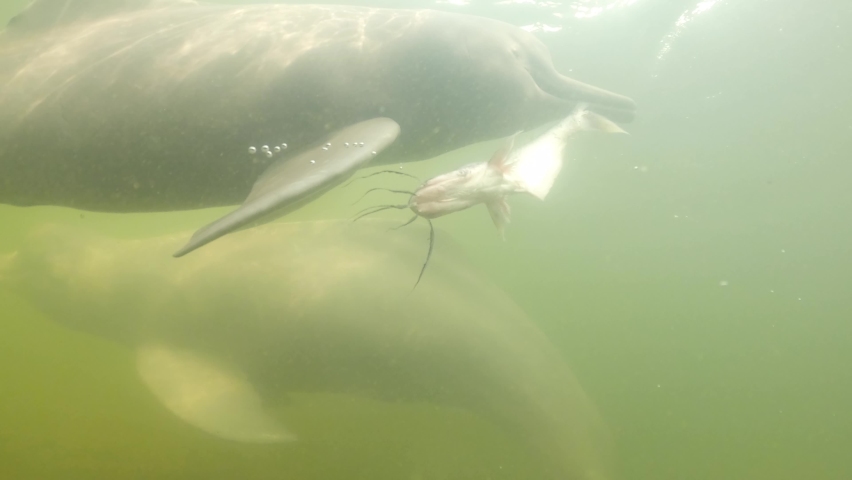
[0,224,143,342]
[466,20,637,125]
[371,10,635,161]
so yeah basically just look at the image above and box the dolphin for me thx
[0,0,636,254]
[0,219,616,480]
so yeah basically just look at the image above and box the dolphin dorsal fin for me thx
[5,0,196,36]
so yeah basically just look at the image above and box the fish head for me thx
[409,162,500,219]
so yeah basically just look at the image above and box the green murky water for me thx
[2,1,851,479]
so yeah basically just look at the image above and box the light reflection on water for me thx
[658,0,723,60]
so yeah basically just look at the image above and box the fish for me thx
[0,0,636,255]
[352,106,627,286]
[0,219,616,480]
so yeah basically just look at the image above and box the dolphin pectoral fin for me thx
[136,344,295,443]
[172,117,401,257]
[485,198,511,240]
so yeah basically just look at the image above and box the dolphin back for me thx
[4,0,196,37]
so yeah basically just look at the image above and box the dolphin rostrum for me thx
[1,219,616,480]
[0,0,636,254]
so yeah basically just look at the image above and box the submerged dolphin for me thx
[0,219,615,480]
[0,0,636,254]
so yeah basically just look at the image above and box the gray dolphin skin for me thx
[1,219,616,480]
[0,0,636,254]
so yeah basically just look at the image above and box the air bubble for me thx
[261,145,270,153]
[344,142,350,147]
[371,151,377,155]
[310,160,316,164]
[281,143,288,149]
[274,146,281,153]
[248,146,257,154]
[265,151,273,158]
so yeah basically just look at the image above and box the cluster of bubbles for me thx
[248,143,288,158]
[248,140,379,161]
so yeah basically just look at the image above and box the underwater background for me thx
[1,0,851,479]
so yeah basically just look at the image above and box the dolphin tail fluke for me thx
[136,343,295,443]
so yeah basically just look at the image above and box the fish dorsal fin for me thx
[5,0,196,36]
[487,130,522,171]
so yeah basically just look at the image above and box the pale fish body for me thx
[409,106,627,236]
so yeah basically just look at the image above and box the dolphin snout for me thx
[532,65,636,123]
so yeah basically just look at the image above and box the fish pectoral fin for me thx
[172,117,401,257]
[136,343,295,443]
[485,197,511,240]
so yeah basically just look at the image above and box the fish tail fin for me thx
[485,197,511,240]
[557,103,628,138]
[578,108,629,135]
[502,106,627,200]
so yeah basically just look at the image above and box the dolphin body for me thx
[0,219,615,480]
[0,0,636,254]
